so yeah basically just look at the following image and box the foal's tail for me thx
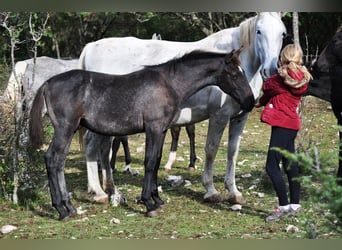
[29,83,46,149]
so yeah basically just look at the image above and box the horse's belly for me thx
[82,117,144,136]
[173,106,209,125]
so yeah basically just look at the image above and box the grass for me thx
[0,96,341,239]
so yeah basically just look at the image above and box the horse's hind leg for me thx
[121,136,132,172]
[110,136,131,173]
[98,136,124,206]
[186,124,197,170]
[110,137,120,172]
[164,126,181,171]
[45,129,77,220]
[84,131,108,203]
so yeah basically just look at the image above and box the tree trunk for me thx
[292,12,300,45]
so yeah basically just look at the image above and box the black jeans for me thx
[265,126,300,206]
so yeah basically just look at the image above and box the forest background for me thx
[0,12,341,64]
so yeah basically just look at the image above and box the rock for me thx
[257,192,265,198]
[286,225,300,233]
[184,180,192,187]
[1,225,17,234]
[131,169,140,176]
[230,204,242,211]
[110,218,121,224]
[166,175,183,187]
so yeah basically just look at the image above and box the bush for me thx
[274,146,342,234]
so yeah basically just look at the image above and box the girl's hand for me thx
[254,101,262,108]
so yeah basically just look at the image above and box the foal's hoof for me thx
[59,210,77,221]
[227,195,246,205]
[188,166,196,171]
[146,210,159,218]
[204,193,222,203]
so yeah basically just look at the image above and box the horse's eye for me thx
[282,32,287,38]
[256,30,261,35]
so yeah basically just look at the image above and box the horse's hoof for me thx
[188,167,196,171]
[227,195,246,205]
[204,194,222,203]
[94,195,109,204]
[164,168,171,172]
[146,210,158,217]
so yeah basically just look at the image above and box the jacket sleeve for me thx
[258,75,287,106]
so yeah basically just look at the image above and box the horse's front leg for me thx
[225,113,249,204]
[202,114,230,202]
[45,130,76,221]
[186,124,197,170]
[142,129,166,217]
[84,131,108,203]
[164,126,181,171]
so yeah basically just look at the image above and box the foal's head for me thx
[219,48,255,112]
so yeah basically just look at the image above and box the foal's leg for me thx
[224,113,248,204]
[186,124,197,170]
[45,129,77,220]
[202,113,230,202]
[164,126,181,171]
[151,131,167,208]
[84,131,108,203]
[142,129,166,217]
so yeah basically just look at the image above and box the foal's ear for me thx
[226,46,243,63]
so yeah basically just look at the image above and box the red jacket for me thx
[259,69,308,130]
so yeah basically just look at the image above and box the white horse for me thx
[2,56,78,108]
[80,12,286,205]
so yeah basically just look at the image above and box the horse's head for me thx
[241,12,286,81]
[220,48,255,112]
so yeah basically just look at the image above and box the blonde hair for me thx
[279,43,313,82]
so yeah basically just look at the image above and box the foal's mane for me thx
[145,50,229,69]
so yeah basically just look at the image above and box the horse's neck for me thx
[194,28,240,52]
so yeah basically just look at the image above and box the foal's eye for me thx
[256,30,261,35]
[282,32,287,38]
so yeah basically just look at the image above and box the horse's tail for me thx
[29,83,46,149]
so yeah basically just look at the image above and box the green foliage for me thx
[273,145,342,233]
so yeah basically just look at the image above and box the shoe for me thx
[265,207,290,222]
[288,206,301,216]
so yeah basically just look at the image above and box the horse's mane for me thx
[239,12,281,49]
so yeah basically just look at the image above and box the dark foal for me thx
[29,49,255,220]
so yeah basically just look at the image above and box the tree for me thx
[0,12,50,203]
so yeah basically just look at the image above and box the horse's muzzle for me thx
[241,95,255,112]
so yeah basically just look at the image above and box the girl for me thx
[255,44,313,222]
